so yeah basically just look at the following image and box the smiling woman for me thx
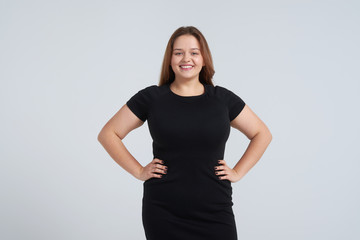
[98,26,272,240]
[159,26,215,86]
[170,35,205,84]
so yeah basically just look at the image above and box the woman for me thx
[98,26,272,240]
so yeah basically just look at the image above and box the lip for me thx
[179,65,194,71]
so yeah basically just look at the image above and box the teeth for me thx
[181,66,193,68]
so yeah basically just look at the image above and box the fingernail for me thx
[165,166,168,169]
[218,160,221,163]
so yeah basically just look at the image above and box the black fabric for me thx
[126,82,246,240]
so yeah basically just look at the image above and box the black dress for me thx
[126,82,246,240]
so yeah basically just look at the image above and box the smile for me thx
[180,65,194,70]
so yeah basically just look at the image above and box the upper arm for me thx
[98,104,145,140]
[98,85,154,140]
[230,104,270,140]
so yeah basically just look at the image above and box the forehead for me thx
[173,35,200,49]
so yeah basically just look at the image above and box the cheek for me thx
[170,56,178,66]
[195,58,204,66]
[170,59,178,71]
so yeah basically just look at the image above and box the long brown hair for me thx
[159,26,215,87]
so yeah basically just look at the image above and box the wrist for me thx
[232,168,243,182]
[134,166,144,180]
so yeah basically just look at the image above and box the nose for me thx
[182,52,191,62]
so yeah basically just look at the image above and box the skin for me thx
[170,34,205,96]
[98,34,272,183]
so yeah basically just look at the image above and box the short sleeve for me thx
[126,86,154,122]
[217,86,246,121]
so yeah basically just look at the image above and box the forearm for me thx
[98,130,142,179]
[233,131,272,180]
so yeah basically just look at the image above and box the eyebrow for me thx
[173,48,200,51]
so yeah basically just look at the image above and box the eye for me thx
[191,52,199,55]
[174,52,183,55]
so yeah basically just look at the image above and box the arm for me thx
[97,104,145,180]
[98,104,168,181]
[216,105,272,182]
[231,104,272,181]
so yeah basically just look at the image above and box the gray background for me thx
[1,0,359,239]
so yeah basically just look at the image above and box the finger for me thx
[215,170,226,175]
[218,160,226,165]
[153,158,164,164]
[153,167,167,174]
[219,175,228,180]
[155,163,167,170]
[214,165,225,170]
[153,164,167,174]
[152,173,163,178]
[159,164,168,173]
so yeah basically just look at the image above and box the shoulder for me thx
[136,84,158,94]
[210,84,246,121]
[126,84,165,122]
[214,85,237,94]
[130,84,162,96]
[208,84,243,100]
[137,84,168,94]
[128,84,168,102]
[210,84,246,107]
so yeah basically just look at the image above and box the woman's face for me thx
[170,34,205,82]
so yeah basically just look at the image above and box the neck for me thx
[170,79,204,96]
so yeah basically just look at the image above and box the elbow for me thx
[97,131,105,143]
[98,126,121,143]
[265,128,272,144]
[267,131,273,144]
[251,127,272,144]
[97,127,112,143]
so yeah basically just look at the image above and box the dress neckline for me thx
[166,82,208,103]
